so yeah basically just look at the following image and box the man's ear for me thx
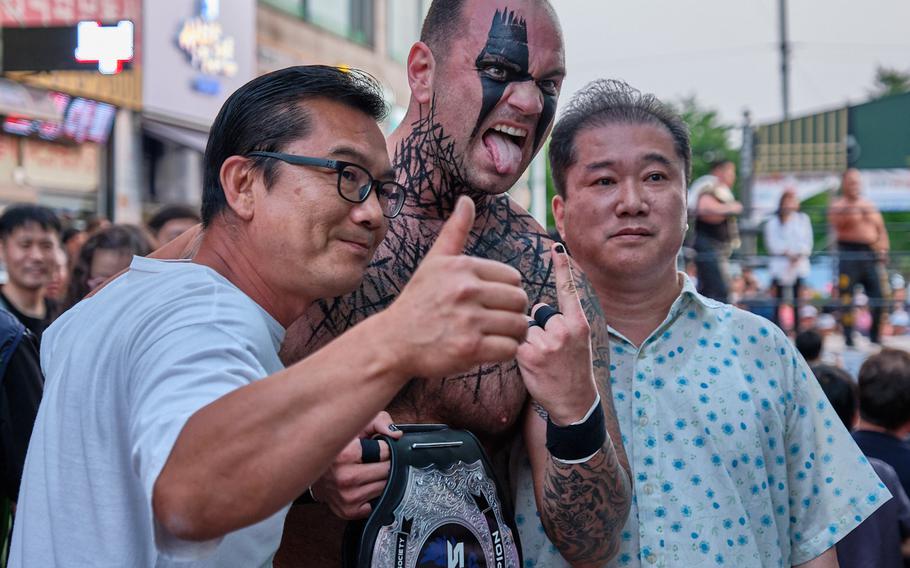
[407,41,435,105]
[220,156,257,222]
[552,193,566,238]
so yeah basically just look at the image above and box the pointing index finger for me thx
[551,242,583,322]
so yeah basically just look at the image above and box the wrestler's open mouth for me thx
[482,124,528,176]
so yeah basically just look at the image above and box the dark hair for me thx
[202,65,387,227]
[709,159,734,173]
[65,224,153,308]
[0,204,62,239]
[776,188,797,222]
[420,0,466,55]
[812,364,857,430]
[61,226,83,245]
[858,349,910,431]
[420,1,557,60]
[147,204,201,234]
[549,79,692,198]
[795,329,823,362]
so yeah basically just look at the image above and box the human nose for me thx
[26,244,44,260]
[614,180,649,216]
[350,184,386,229]
[506,81,544,116]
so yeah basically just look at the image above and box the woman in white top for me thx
[764,189,813,332]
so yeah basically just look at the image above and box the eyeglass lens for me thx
[339,164,404,217]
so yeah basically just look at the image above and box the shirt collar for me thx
[608,272,716,347]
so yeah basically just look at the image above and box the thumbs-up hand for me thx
[516,242,598,425]
[384,196,529,379]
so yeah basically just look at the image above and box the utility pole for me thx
[779,0,791,120]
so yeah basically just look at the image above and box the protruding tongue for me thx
[483,131,522,176]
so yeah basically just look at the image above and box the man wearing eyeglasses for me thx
[10,66,531,567]
[279,1,631,566]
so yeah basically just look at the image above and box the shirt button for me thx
[646,553,658,564]
[639,415,649,426]
[643,484,655,495]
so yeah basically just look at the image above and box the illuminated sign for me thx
[1,22,134,74]
[2,93,116,145]
[74,20,135,75]
[176,0,237,95]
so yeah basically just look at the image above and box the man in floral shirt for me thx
[511,79,888,567]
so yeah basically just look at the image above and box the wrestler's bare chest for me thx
[375,209,554,439]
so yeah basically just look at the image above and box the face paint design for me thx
[472,8,558,151]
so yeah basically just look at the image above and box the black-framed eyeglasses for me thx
[247,151,405,219]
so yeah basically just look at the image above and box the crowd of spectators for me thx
[0,202,200,561]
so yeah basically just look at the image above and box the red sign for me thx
[0,0,139,26]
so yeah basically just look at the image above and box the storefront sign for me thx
[143,0,254,128]
[176,0,237,94]
[3,91,116,144]
[74,20,134,74]
[1,0,142,109]
[0,0,133,26]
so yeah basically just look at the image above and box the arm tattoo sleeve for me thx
[537,266,632,564]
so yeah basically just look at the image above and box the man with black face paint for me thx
[277,1,630,566]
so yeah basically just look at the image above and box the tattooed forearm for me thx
[540,442,631,565]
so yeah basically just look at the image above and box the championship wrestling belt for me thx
[343,424,522,568]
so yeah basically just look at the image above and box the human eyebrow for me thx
[538,66,566,81]
[585,160,616,171]
[326,145,372,165]
[328,145,395,179]
[642,153,675,168]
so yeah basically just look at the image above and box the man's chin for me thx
[465,168,525,196]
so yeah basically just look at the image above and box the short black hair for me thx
[61,226,83,245]
[420,1,557,60]
[858,349,910,431]
[0,203,62,239]
[709,159,735,172]
[147,204,201,234]
[202,65,387,227]
[795,329,823,362]
[812,364,857,430]
[549,79,692,198]
[420,0,466,55]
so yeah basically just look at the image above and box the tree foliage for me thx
[675,96,740,187]
[869,66,910,100]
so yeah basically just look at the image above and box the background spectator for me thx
[43,247,69,304]
[64,225,153,310]
[0,205,62,341]
[764,188,813,333]
[853,349,910,497]
[813,363,910,568]
[796,329,824,366]
[146,204,201,247]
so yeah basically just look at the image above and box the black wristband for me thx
[546,402,606,461]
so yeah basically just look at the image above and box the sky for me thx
[552,0,910,128]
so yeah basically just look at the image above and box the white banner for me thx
[751,168,910,220]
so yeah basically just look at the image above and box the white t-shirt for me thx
[10,257,288,567]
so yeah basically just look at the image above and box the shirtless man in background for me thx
[276,1,630,565]
[828,167,890,345]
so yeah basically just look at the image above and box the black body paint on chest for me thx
[472,8,557,151]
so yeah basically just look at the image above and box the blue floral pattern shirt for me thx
[513,274,888,567]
